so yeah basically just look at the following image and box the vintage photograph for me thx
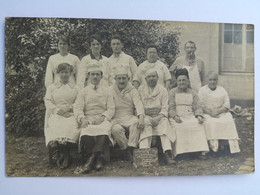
[5,17,254,177]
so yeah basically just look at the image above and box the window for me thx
[220,23,254,73]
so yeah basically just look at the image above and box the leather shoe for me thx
[124,147,134,162]
[48,141,58,165]
[164,150,176,165]
[82,154,95,173]
[198,154,208,160]
[95,156,104,171]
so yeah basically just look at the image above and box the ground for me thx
[5,111,254,177]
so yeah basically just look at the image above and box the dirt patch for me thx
[5,113,254,177]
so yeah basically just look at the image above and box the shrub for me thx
[5,17,181,136]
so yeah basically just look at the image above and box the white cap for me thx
[87,62,102,73]
[145,68,157,77]
[114,65,128,76]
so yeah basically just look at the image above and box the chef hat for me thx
[87,62,102,73]
[175,68,189,79]
[145,68,158,77]
[114,65,128,76]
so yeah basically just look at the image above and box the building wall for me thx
[166,21,254,101]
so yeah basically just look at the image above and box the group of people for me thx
[44,33,240,173]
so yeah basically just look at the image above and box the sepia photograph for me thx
[5,17,255,177]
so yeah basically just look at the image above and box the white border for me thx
[0,0,259,194]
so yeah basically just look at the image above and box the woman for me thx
[198,71,240,154]
[77,34,109,89]
[169,68,209,158]
[45,35,80,88]
[44,63,79,169]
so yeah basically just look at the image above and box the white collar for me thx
[54,79,75,88]
[112,51,124,58]
[89,82,101,90]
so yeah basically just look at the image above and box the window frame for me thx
[219,23,254,75]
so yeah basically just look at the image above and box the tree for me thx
[5,17,181,136]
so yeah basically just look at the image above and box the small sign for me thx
[133,148,159,168]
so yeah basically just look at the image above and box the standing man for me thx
[138,69,176,165]
[74,63,115,173]
[107,34,138,86]
[169,41,205,92]
[133,45,171,91]
[110,66,145,161]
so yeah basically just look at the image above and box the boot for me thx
[124,147,134,162]
[60,145,71,170]
[56,143,64,168]
[197,152,208,160]
[164,150,176,165]
[48,141,58,166]
[95,152,105,171]
[82,154,95,173]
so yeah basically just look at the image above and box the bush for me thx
[5,17,181,136]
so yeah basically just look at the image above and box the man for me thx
[133,45,171,91]
[74,63,115,173]
[110,66,145,161]
[107,34,138,85]
[169,41,205,92]
[138,69,176,165]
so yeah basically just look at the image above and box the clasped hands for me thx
[57,106,73,118]
[150,115,163,127]
[173,115,204,124]
[204,108,220,118]
[80,115,105,128]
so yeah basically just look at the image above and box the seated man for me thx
[198,71,240,154]
[110,66,145,161]
[74,63,115,173]
[138,69,176,165]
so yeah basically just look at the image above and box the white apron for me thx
[183,62,201,92]
[170,93,209,156]
[44,84,79,146]
[139,98,176,143]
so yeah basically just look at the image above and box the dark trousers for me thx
[81,135,109,156]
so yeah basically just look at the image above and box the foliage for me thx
[5,17,181,136]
